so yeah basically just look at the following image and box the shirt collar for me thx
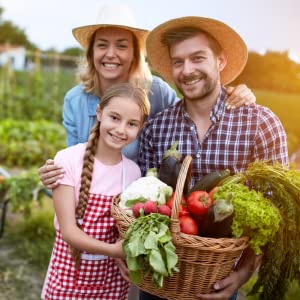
[179,86,228,121]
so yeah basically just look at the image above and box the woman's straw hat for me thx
[146,16,248,85]
[72,4,149,49]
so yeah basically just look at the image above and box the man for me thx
[138,16,289,300]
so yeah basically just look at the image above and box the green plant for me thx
[0,168,43,216]
[0,119,66,167]
[8,203,54,269]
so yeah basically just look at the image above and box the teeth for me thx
[185,78,201,85]
[103,63,119,68]
[111,134,124,142]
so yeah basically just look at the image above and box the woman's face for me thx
[92,27,135,86]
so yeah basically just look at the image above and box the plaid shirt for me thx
[138,88,289,186]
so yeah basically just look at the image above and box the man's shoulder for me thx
[237,103,278,118]
[146,101,181,124]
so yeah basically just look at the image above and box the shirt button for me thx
[196,153,200,158]
[190,126,194,130]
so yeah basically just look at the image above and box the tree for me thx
[0,6,37,49]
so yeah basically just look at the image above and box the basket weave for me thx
[111,155,249,299]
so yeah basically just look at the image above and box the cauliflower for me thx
[119,175,173,212]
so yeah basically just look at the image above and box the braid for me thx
[69,122,100,268]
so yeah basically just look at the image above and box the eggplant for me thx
[158,141,182,190]
[199,192,234,238]
[189,169,231,196]
[158,141,190,195]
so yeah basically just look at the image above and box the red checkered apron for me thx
[44,193,129,300]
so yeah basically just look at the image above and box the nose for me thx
[115,122,126,135]
[182,60,194,75]
[105,45,116,58]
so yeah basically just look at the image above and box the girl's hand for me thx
[115,258,130,282]
[38,159,64,189]
[112,239,126,259]
[226,84,256,109]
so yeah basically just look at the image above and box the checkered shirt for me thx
[138,88,289,186]
[43,193,129,300]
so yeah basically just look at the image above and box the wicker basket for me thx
[111,155,249,299]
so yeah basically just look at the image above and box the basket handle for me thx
[171,155,193,222]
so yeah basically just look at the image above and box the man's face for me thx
[169,33,225,101]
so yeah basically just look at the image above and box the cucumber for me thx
[188,169,231,195]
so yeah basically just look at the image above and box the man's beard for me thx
[177,73,219,101]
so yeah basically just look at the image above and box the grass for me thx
[0,198,54,300]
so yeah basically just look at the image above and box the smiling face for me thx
[92,27,135,87]
[170,33,226,102]
[96,96,143,153]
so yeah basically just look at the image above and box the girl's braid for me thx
[69,122,100,268]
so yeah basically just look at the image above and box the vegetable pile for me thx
[220,161,300,300]
[212,183,280,254]
[123,213,178,288]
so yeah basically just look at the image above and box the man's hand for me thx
[195,247,262,300]
[195,271,239,300]
[38,159,64,189]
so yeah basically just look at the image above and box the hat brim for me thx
[146,17,248,85]
[73,24,149,49]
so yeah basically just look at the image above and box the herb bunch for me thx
[123,213,178,288]
[221,161,300,300]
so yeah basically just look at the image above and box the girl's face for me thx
[93,27,135,86]
[97,96,143,153]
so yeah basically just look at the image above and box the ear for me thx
[217,51,227,72]
[96,104,102,122]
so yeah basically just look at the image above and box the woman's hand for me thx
[38,159,64,189]
[115,258,130,282]
[226,84,256,109]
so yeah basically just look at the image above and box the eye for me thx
[172,60,183,67]
[110,114,119,121]
[129,122,138,127]
[95,42,107,49]
[116,43,128,50]
[193,55,205,62]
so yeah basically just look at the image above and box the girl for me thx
[42,83,150,300]
[38,4,256,189]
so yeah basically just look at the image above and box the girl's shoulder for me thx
[122,155,141,181]
[55,143,86,163]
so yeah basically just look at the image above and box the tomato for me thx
[166,192,190,216]
[179,215,199,235]
[187,191,213,216]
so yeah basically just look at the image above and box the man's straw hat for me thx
[146,16,248,85]
[72,4,149,49]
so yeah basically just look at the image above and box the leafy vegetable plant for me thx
[123,213,178,288]
[220,161,300,300]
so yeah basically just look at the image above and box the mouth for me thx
[109,132,126,143]
[183,78,202,85]
[102,63,120,69]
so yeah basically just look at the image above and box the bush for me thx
[0,119,66,167]
[8,204,54,269]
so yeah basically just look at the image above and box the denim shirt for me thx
[62,76,178,162]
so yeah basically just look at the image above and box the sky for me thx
[1,0,300,61]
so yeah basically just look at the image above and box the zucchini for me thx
[188,169,231,195]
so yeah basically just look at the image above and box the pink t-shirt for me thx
[53,143,141,230]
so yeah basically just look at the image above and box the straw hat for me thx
[146,16,248,85]
[72,4,149,49]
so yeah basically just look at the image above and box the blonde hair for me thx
[77,28,152,97]
[69,83,150,267]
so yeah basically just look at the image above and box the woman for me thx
[38,4,256,189]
